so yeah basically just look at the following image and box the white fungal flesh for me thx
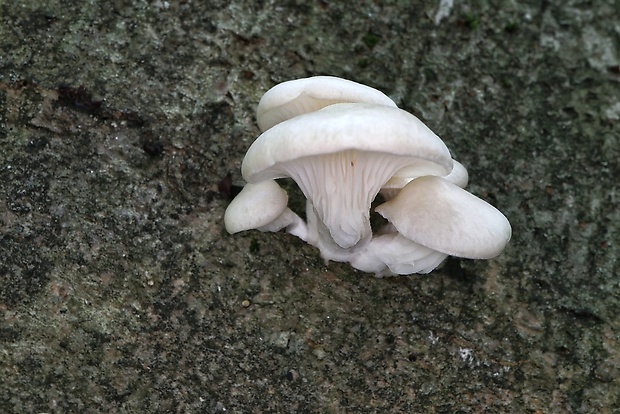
[443,160,469,188]
[350,232,448,276]
[258,95,345,132]
[280,150,415,249]
[224,180,288,234]
[257,207,308,240]
[376,176,512,259]
[380,159,469,200]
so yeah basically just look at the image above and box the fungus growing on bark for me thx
[224,76,511,275]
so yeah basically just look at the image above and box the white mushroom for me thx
[375,175,511,259]
[224,180,308,240]
[242,103,454,254]
[256,76,397,132]
[225,76,512,276]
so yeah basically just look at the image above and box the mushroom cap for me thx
[241,103,454,249]
[375,176,511,259]
[381,159,469,197]
[224,180,288,234]
[256,76,397,131]
[243,103,453,182]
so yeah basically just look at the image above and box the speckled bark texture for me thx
[1,0,619,412]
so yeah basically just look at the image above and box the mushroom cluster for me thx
[224,76,511,276]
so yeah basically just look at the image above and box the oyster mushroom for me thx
[225,76,511,276]
[242,103,453,255]
[349,175,510,276]
[224,180,308,240]
[375,175,512,260]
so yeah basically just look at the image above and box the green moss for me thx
[250,238,260,253]
[362,33,380,49]
[463,13,479,30]
[504,20,519,33]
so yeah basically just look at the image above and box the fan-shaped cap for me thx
[256,76,397,131]
[375,176,511,259]
[224,180,288,234]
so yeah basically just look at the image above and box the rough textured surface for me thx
[1,0,619,412]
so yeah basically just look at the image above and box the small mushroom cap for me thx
[256,76,397,131]
[375,176,511,259]
[224,180,288,234]
[243,103,453,182]
[382,159,469,197]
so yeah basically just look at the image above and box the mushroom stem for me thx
[282,149,415,249]
[305,202,368,262]
[255,207,307,239]
[281,209,310,241]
